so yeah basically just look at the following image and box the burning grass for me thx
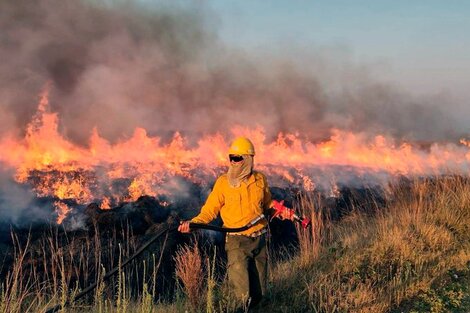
[1,90,469,227]
[0,176,469,312]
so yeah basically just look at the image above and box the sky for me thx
[207,0,470,104]
[1,0,468,145]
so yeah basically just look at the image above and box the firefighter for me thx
[178,137,293,309]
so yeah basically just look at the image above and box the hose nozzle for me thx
[272,200,311,228]
[248,214,265,226]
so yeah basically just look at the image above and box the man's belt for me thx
[227,227,267,238]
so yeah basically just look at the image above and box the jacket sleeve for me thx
[190,177,225,224]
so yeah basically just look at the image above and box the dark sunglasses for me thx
[229,154,244,162]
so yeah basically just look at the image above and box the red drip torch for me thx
[271,200,311,228]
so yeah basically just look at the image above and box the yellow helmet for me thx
[228,137,255,155]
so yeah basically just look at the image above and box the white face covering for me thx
[227,155,253,188]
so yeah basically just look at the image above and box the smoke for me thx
[0,0,467,147]
[330,83,458,142]
[0,165,50,225]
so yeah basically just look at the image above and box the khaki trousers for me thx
[225,233,267,306]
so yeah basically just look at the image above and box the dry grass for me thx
[174,240,205,312]
[1,176,469,312]
[0,222,144,312]
[267,176,470,313]
[295,192,329,265]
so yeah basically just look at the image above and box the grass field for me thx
[1,176,469,312]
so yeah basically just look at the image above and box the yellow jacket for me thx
[191,171,271,235]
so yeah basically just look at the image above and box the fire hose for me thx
[45,215,266,313]
[45,203,310,313]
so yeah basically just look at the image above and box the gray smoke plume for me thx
[0,165,49,225]
[0,0,467,147]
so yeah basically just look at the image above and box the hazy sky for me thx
[1,0,468,143]
[207,0,470,103]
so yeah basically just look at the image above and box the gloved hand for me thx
[178,221,191,233]
[271,200,296,221]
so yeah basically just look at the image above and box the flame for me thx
[54,201,71,224]
[0,89,469,223]
[100,197,111,210]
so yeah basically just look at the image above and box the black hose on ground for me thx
[45,215,266,313]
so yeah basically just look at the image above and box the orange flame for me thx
[100,197,111,210]
[0,89,469,223]
[54,201,71,224]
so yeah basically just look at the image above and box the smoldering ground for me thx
[0,0,467,147]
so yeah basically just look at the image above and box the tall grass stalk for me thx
[295,192,328,266]
[205,247,217,313]
[117,243,129,313]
